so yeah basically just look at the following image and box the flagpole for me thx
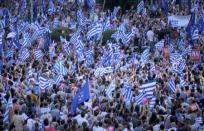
[30,0,34,23]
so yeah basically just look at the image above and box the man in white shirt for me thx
[74,112,89,126]
[146,27,154,42]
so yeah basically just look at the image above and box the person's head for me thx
[44,118,49,126]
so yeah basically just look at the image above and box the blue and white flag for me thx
[172,58,186,74]
[87,23,103,40]
[34,49,44,61]
[77,9,88,27]
[85,49,94,67]
[53,61,68,75]
[149,96,156,111]
[155,39,164,50]
[182,45,192,56]
[140,48,150,68]
[86,0,96,8]
[111,6,120,19]
[137,0,145,15]
[168,78,176,93]
[3,96,12,123]
[53,75,64,85]
[5,49,14,58]
[122,79,133,102]
[18,48,30,61]
[48,0,55,15]
[38,76,52,90]
[135,90,146,105]
[139,81,156,99]
[106,79,116,100]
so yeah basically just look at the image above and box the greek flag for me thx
[111,6,120,19]
[191,0,199,12]
[139,81,156,99]
[38,76,52,90]
[48,0,55,15]
[75,36,84,60]
[137,0,145,15]
[155,39,164,50]
[3,96,12,123]
[53,75,64,85]
[135,90,146,105]
[140,48,150,68]
[168,78,176,93]
[106,79,116,100]
[172,58,186,74]
[53,61,68,75]
[0,19,5,29]
[17,21,30,33]
[18,48,30,61]
[94,67,113,77]
[34,49,44,60]
[5,49,14,58]
[149,96,156,111]
[179,77,187,87]
[122,79,133,102]
[77,9,88,27]
[121,29,135,44]
[62,40,70,55]
[87,23,103,40]
[182,45,192,56]
[22,32,31,48]
[85,49,94,67]
[103,17,111,31]
[53,17,60,29]
[170,53,182,64]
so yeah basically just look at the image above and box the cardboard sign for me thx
[191,49,201,62]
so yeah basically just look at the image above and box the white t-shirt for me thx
[93,126,106,131]
[146,30,154,42]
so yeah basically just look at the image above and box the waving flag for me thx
[111,6,120,19]
[18,48,30,61]
[53,61,68,75]
[48,0,55,15]
[170,52,182,64]
[38,76,52,90]
[106,79,116,100]
[135,90,146,105]
[34,49,44,60]
[85,49,94,67]
[3,96,12,123]
[70,79,90,114]
[5,49,14,58]
[122,79,133,102]
[137,0,145,15]
[53,75,64,85]
[87,23,103,40]
[77,9,88,27]
[140,48,150,68]
[179,77,187,87]
[155,39,164,50]
[168,78,176,93]
[149,96,156,111]
[172,58,186,74]
[139,81,156,99]
[182,45,192,56]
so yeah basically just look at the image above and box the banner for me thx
[94,67,113,77]
[191,49,201,62]
[168,15,191,27]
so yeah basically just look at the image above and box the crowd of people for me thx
[0,0,204,131]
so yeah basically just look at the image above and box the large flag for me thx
[53,61,68,75]
[139,81,156,99]
[135,90,146,105]
[106,79,116,100]
[70,79,90,114]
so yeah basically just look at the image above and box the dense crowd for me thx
[0,0,204,131]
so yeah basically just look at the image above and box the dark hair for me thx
[43,118,49,126]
